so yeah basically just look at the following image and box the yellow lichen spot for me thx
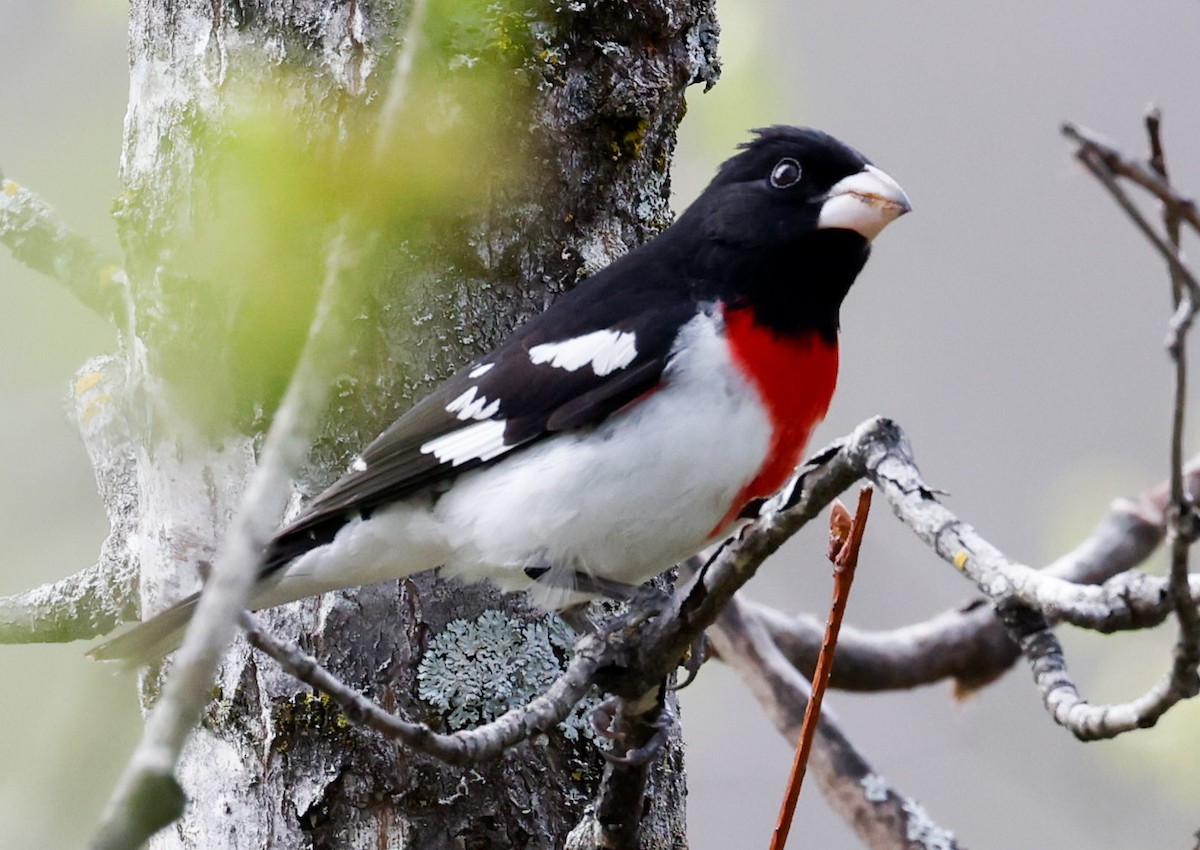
[953,551,969,570]
[2,180,19,196]
[74,371,105,395]
[81,394,112,427]
[97,263,123,285]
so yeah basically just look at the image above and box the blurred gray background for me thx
[2,1,1197,847]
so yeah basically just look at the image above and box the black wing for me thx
[264,254,696,571]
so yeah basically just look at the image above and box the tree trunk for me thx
[100,0,719,846]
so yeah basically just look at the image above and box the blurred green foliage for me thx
[171,0,535,428]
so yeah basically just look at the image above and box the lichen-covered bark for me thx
[109,0,718,847]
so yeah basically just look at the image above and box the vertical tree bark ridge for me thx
[112,1,718,847]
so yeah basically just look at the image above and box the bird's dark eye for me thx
[769,157,802,189]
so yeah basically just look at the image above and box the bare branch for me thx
[0,175,129,326]
[754,600,1016,695]
[654,419,1195,740]
[1007,599,1194,739]
[0,562,137,644]
[1144,107,1184,307]
[756,453,1200,695]
[753,569,1197,698]
[710,595,962,850]
[853,417,1200,737]
[243,611,601,764]
[630,417,1200,741]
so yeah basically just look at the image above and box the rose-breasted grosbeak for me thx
[94,126,910,662]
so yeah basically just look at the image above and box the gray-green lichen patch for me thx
[416,609,599,740]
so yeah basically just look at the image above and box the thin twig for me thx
[1069,147,1200,330]
[242,612,600,764]
[770,487,871,850]
[1062,121,1200,240]
[1144,108,1183,307]
[1142,111,1200,704]
[1052,117,1200,736]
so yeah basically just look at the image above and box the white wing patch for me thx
[528,330,637,377]
[445,386,501,421]
[421,420,510,466]
[468,363,495,378]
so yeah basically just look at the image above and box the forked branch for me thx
[1059,114,1200,734]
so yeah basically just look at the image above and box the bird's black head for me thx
[676,126,910,340]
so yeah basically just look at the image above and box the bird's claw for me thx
[590,697,621,740]
[600,723,671,766]
[670,632,709,691]
[592,697,675,766]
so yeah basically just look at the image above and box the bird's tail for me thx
[89,502,450,666]
[88,592,202,666]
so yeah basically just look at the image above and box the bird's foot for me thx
[591,696,675,766]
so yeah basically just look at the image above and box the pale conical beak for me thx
[816,164,912,241]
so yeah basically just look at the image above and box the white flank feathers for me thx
[468,363,495,378]
[528,329,638,376]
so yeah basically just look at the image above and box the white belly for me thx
[435,311,772,601]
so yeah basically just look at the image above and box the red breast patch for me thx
[714,303,839,533]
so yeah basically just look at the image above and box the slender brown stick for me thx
[769,486,872,850]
